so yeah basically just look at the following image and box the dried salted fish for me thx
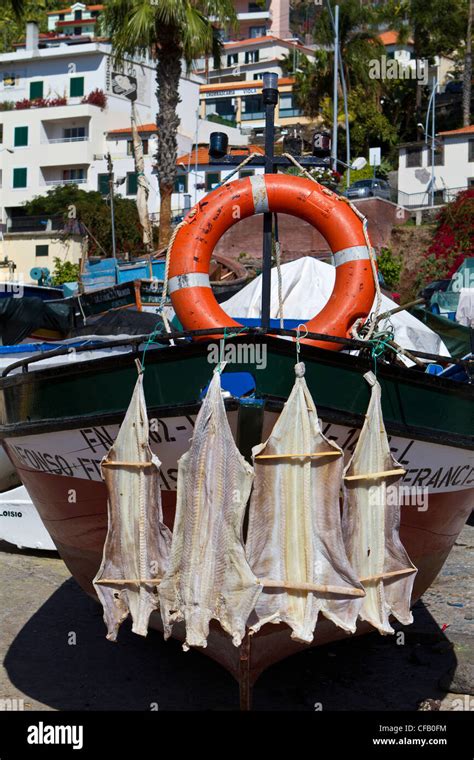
[93,374,171,640]
[245,362,365,643]
[342,371,417,634]
[159,371,261,650]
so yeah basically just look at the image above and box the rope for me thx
[215,152,262,190]
[280,153,382,341]
[273,213,284,329]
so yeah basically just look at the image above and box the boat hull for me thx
[4,461,472,683]
[0,336,472,685]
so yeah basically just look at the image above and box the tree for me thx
[104,0,236,246]
[23,185,144,258]
[312,0,383,94]
[377,1,468,132]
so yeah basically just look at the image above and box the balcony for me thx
[45,178,87,186]
[241,111,265,121]
[43,136,89,144]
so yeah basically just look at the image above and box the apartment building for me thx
[0,9,251,229]
[200,76,309,134]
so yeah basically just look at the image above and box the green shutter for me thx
[29,81,43,100]
[35,245,49,257]
[127,172,137,195]
[70,77,84,97]
[13,167,27,188]
[14,126,28,147]
[98,173,109,195]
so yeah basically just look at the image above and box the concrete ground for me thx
[1,521,473,711]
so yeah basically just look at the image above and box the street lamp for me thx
[424,77,439,207]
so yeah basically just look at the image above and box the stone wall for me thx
[215,197,410,262]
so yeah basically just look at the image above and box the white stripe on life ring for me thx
[333,245,370,267]
[168,272,211,294]
[250,175,269,214]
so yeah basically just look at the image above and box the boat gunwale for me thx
[0,345,472,450]
[0,332,471,398]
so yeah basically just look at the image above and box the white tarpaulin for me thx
[222,257,450,358]
[455,288,474,328]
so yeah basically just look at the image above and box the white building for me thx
[197,35,315,85]
[0,14,247,233]
[397,125,474,207]
[175,143,265,208]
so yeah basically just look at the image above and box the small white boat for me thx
[0,484,56,551]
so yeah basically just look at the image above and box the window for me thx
[64,126,86,140]
[3,73,17,87]
[406,147,422,168]
[174,175,188,193]
[227,53,238,67]
[70,76,84,97]
[29,81,43,100]
[127,139,149,155]
[249,26,266,38]
[205,172,220,191]
[279,93,301,117]
[63,168,84,181]
[13,167,27,188]
[468,178,474,187]
[239,169,254,178]
[98,173,109,195]
[74,10,82,20]
[14,126,28,147]
[205,97,236,122]
[74,26,82,35]
[434,144,444,166]
[127,172,138,195]
[469,140,474,162]
[245,50,259,64]
[35,245,49,257]
[58,13,65,21]
[242,94,264,120]
[0,124,3,143]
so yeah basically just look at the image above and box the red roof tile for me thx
[107,124,158,136]
[439,125,474,136]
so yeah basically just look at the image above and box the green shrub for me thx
[377,247,402,290]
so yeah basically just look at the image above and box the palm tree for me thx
[313,0,383,95]
[104,0,236,245]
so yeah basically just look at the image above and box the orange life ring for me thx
[168,174,375,350]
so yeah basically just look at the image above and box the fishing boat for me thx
[0,99,472,707]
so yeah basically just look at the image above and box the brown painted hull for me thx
[11,461,474,685]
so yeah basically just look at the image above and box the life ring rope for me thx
[165,158,380,351]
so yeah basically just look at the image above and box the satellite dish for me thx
[351,157,367,171]
[30,267,50,285]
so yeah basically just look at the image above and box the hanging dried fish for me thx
[93,373,171,640]
[159,371,261,650]
[246,363,365,644]
[342,371,417,634]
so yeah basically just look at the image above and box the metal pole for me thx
[106,152,117,258]
[431,77,436,207]
[261,73,278,332]
[332,5,339,172]
[339,57,350,187]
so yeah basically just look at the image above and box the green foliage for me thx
[348,86,398,157]
[0,0,58,54]
[51,257,80,287]
[377,247,403,290]
[24,185,145,258]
